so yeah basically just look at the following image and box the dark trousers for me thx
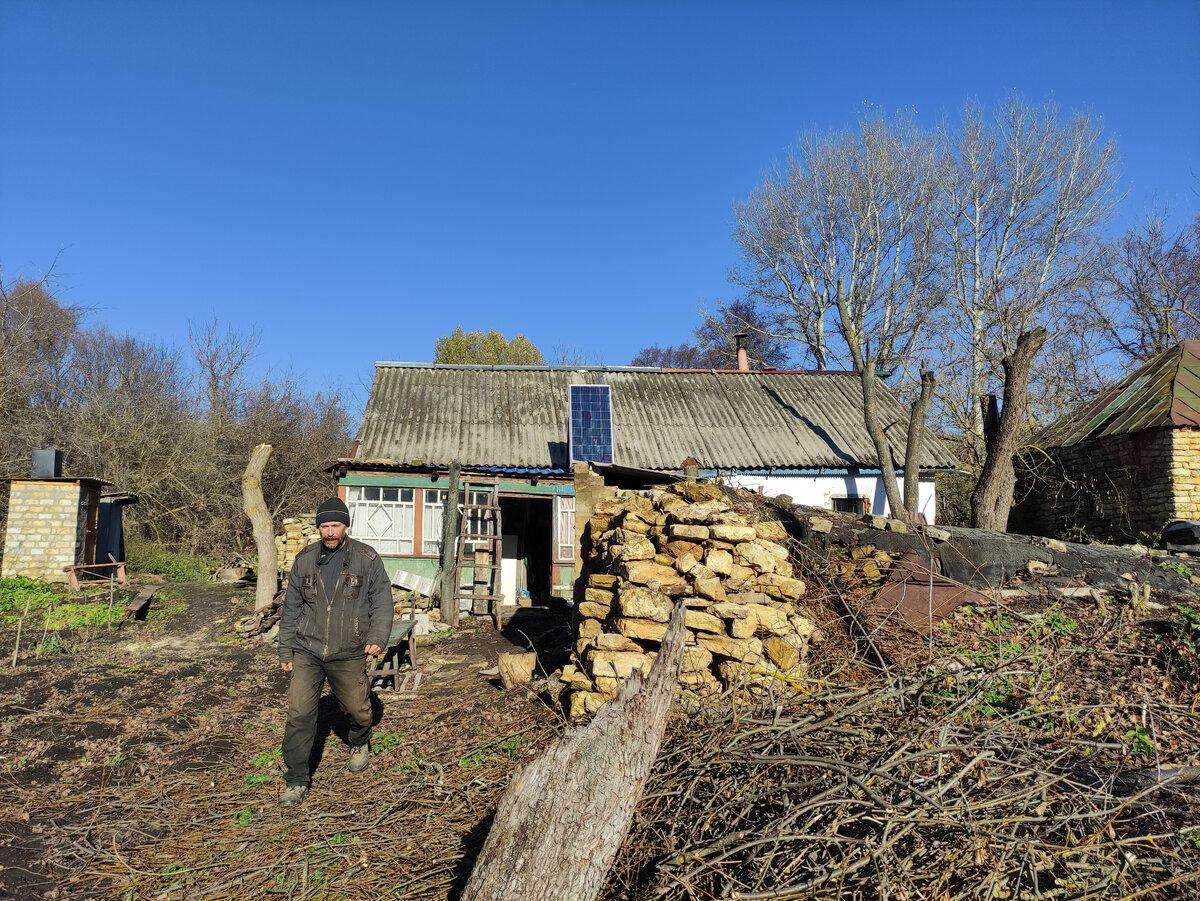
[282,650,373,786]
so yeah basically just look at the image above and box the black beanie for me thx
[315,497,351,527]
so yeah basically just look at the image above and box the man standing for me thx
[276,496,394,808]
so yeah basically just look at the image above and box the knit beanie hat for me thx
[315,497,351,527]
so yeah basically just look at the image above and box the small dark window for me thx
[831,496,867,515]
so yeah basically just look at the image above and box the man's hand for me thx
[280,661,293,672]
[364,644,382,657]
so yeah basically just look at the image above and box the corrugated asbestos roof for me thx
[353,364,959,473]
[1037,341,1200,448]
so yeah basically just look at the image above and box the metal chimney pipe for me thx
[733,332,750,371]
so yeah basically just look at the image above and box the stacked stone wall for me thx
[1013,428,1200,541]
[563,482,822,718]
[1,481,85,583]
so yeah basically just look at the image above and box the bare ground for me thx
[0,581,570,900]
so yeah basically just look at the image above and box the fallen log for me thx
[461,600,686,901]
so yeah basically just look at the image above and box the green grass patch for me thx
[126,540,211,582]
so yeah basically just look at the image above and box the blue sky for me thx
[2,1,1198,416]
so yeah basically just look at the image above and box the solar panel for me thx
[568,384,614,464]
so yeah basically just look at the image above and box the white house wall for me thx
[722,473,938,523]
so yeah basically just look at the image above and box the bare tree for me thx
[730,109,946,521]
[1091,209,1200,364]
[938,96,1120,458]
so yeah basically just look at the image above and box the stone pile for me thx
[276,514,318,575]
[562,482,823,718]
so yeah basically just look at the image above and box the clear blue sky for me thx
[3,1,1198,416]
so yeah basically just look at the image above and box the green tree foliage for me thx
[434,326,545,365]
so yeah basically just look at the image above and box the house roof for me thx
[352,363,959,473]
[1037,341,1200,448]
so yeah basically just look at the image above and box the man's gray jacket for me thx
[277,537,394,663]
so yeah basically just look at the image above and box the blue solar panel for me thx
[568,384,614,464]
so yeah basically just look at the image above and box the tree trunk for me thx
[461,601,687,901]
[439,462,462,627]
[241,444,277,612]
[970,328,1047,531]
[902,368,937,520]
[860,363,908,522]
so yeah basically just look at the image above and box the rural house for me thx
[331,363,958,607]
[1012,341,1200,542]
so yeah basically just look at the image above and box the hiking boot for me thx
[348,743,371,774]
[278,784,308,808]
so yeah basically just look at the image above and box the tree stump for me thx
[498,651,537,689]
[461,601,686,901]
[241,444,277,613]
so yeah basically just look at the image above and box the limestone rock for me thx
[616,536,656,561]
[578,618,604,639]
[681,644,714,673]
[589,649,656,680]
[617,585,673,622]
[594,632,641,652]
[665,539,704,559]
[670,523,711,540]
[697,633,763,662]
[763,635,801,671]
[746,603,790,635]
[588,573,619,589]
[671,501,729,524]
[577,601,610,620]
[758,573,806,599]
[672,482,727,504]
[705,548,733,575]
[754,520,789,542]
[684,609,725,634]
[694,577,726,602]
[614,617,668,642]
[674,553,700,575]
[568,690,607,718]
[709,523,758,543]
[735,542,778,574]
[620,560,687,591]
[808,517,833,534]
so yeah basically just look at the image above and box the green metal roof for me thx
[1038,341,1200,448]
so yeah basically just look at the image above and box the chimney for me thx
[733,332,750,372]
[31,449,63,479]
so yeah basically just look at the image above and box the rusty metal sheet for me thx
[875,548,988,635]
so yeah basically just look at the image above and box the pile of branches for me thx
[605,675,1200,900]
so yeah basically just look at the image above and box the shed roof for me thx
[352,364,959,473]
[1037,341,1200,448]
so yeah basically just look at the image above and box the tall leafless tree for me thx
[729,109,946,520]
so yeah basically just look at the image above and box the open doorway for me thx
[498,495,553,604]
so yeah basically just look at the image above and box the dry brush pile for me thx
[577,487,1200,901]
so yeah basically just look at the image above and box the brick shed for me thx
[1,478,107,583]
[1012,341,1200,542]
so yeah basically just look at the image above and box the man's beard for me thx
[321,536,345,550]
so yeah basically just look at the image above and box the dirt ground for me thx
[0,581,571,900]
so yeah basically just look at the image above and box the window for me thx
[422,489,446,556]
[346,485,414,554]
[462,489,494,553]
[555,495,576,561]
[421,488,495,557]
[831,496,867,516]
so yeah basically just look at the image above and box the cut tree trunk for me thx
[461,601,687,901]
[439,462,462,627]
[498,651,537,689]
[970,327,1047,531]
[241,444,277,613]
[902,368,937,520]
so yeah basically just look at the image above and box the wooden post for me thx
[461,601,686,901]
[241,444,277,613]
[439,462,462,627]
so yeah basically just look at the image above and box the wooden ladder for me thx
[452,485,504,628]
